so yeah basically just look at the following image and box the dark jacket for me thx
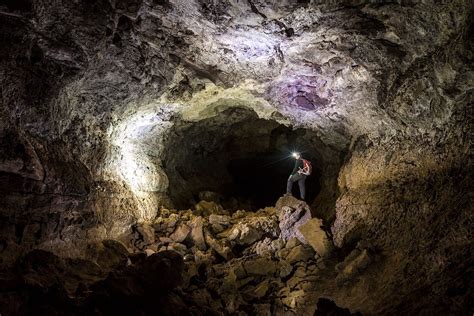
[291,159,304,176]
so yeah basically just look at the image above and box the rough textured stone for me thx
[189,216,206,251]
[0,0,472,315]
[276,195,312,243]
[287,245,315,264]
[298,218,333,258]
[169,224,191,243]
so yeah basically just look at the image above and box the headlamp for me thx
[292,152,299,158]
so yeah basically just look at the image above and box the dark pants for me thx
[287,173,306,200]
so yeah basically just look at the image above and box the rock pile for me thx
[122,194,336,314]
[0,194,352,315]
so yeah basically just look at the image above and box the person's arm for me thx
[291,160,299,174]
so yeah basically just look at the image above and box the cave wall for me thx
[329,19,473,313]
[0,0,472,313]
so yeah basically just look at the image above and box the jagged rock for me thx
[254,237,285,256]
[229,261,247,279]
[287,245,315,264]
[286,237,302,249]
[336,249,372,282]
[249,279,269,298]
[134,223,155,245]
[144,248,155,256]
[220,215,279,246]
[209,214,231,227]
[243,257,277,276]
[189,216,206,250]
[279,260,293,278]
[167,242,187,255]
[281,289,305,309]
[298,218,333,258]
[88,239,129,270]
[276,195,312,243]
[169,224,191,243]
[204,231,233,260]
[153,214,179,234]
[236,224,262,245]
[195,200,224,216]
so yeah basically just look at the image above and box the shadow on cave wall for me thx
[162,107,342,214]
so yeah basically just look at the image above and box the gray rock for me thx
[276,195,312,243]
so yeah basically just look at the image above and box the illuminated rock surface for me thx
[0,0,472,314]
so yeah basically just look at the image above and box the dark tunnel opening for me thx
[226,150,321,210]
[162,107,340,213]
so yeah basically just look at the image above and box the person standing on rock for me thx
[286,152,312,200]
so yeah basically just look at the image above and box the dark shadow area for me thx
[227,151,321,209]
[163,107,342,213]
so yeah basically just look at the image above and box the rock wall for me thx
[0,0,472,313]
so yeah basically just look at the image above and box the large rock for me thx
[88,239,129,270]
[204,231,233,260]
[287,245,315,264]
[243,257,277,276]
[298,218,333,258]
[195,200,224,216]
[134,223,155,245]
[169,224,191,243]
[189,216,206,250]
[276,195,312,243]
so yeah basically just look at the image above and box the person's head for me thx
[292,152,301,160]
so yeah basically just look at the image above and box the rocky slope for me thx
[0,195,354,315]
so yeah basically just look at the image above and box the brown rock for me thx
[243,257,277,276]
[287,245,314,264]
[169,224,191,243]
[189,216,206,250]
[298,218,333,258]
[135,223,155,245]
[204,232,233,260]
[195,200,224,216]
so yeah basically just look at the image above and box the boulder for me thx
[153,214,179,234]
[298,218,333,257]
[195,200,224,216]
[252,279,270,298]
[243,257,277,276]
[276,195,312,243]
[209,214,231,227]
[236,223,262,245]
[135,223,155,245]
[287,245,314,264]
[279,260,293,278]
[89,239,129,270]
[169,224,191,243]
[189,216,206,250]
[281,289,305,309]
[205,232,233,260]
[254,238,285,256]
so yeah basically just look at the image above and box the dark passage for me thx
[163,107,334,211]
[227,151,321,209]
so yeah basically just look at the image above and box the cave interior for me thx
[0,0,472,315]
